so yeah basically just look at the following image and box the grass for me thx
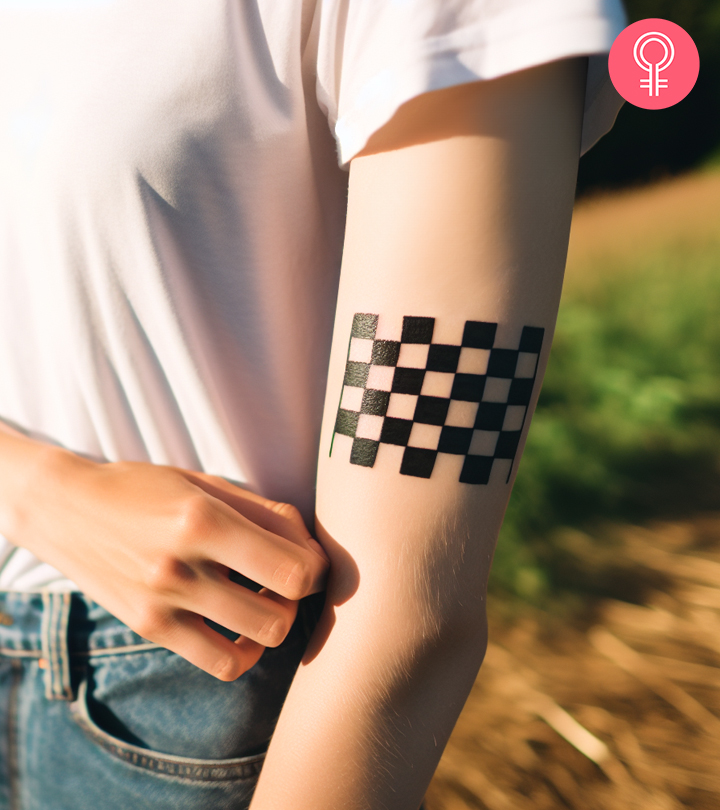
[491,170,720,605]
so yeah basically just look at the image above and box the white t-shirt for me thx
[0,0,627,592]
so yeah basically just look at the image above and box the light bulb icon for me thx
[634,31,674,96]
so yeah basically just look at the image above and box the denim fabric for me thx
[0,590,324,810]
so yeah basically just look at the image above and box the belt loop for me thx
[41,592,74,701]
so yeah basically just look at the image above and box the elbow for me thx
[408,563,490,663]
[430,603,489,665]
[389,591,490,673]
[401,607,489,691]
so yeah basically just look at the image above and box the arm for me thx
[249,57,587,810]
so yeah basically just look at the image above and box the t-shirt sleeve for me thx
[314,0,628,167]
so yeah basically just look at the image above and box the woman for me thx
[0,1,626,808]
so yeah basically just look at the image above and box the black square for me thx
[344,361,369,388]
[350,438,379,467]
[351,313,379,340]
[450,373,485,402]
[372,340,401,366]
[426,344,461,373]
[400,447,437,478]
[459,455,494,485]
[414,396,450,426]
[360,389,390,416]
[508,378,534,406]
[392,367,425,395]
[495,431,521,459]
[401,316,435,344]
[519,325,544,353]
[437,426,473,455]
[474,402,507,431]
[486,349,518,378]
[462,321,497,349]
[335,409,359,437]
[380,417,413,446]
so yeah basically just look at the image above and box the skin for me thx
[249,57,587,809]
[0,424,330,680]
[0,55,586,808]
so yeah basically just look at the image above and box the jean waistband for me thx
[0,591,159,702]
[0,588,325,703]
[0,591,158,658]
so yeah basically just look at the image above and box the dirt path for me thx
[426,517,720,810]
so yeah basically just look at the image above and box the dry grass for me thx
[565,168,720,287]
[427,517,720,810]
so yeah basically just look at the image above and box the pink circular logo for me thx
[609,18,699,109]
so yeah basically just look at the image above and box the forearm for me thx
[251,439,507,809]
[0,418,69,541]
[249,575,487,810]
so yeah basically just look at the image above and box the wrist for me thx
[0,434,93,544]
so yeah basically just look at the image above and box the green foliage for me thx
[491,242,720,603]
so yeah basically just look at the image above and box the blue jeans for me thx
[0,589,324,810]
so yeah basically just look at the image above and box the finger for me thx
[203,509,329,600]
[257,586,300,619]
[233,635,266,670]
[186,575,299,648]
[179,471,325,556]
[154,612,265,682]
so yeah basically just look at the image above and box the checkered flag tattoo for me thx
[330,314,544,485]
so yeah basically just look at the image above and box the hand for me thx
[13,449,329,680]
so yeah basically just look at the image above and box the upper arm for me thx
[315,58,587,644]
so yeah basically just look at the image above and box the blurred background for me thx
[427,1,720,807]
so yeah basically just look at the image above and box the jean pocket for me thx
[69,677,266,781]
[68,648,271,782]
[70,677,266,781]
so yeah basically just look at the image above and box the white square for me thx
[374,314,403,341]
[502,405,526,432]
[432,452,466,481]
[330,432,353,463]
[340,385,364,412]
[421,371,454,399]
[489,458,513,485]
[515,352,538,378]
[469,430,499,456]
[430,320,463,345]
[408,423,442,450]
[356,413,384,441]
[348,337,373,364]
[387,393,418,420]
[375,442,405,470]
[483,377,512,403]
[457,348,490,375]
[445,400,478,428]
[366,364,395,392]
[397,343,429,369]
